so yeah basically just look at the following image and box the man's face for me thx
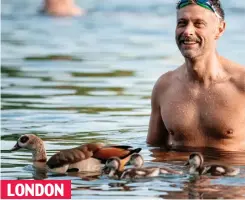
[175,4,220,59]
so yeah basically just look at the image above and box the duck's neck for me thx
[109,169,123,179]
[32,141,47,162]
[189,165,205,175]
[116,170,124,179]
[197,165,205,175]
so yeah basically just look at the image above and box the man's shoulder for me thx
[221,56,245,72]
[152,66,182,97]
[221,57,245,92]
[154,67,182,89]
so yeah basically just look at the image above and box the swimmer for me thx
[40,0,85,16]
[147,0,245,151]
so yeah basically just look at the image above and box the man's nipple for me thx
[226,129,233,135]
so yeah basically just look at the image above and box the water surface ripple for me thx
[1,0,245,199]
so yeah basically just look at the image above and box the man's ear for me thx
[215,20,226,39]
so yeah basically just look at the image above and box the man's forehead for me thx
[177,4,215,20]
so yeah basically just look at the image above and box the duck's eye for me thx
[189,154,196,159]
[106,159,114,165]
[20,136,29,143]
[103,166,110,174]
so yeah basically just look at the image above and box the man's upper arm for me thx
[241,69,245,92]
[147,76,169,146]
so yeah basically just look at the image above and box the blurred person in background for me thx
[147,0,245,151]
[40,0,85,16]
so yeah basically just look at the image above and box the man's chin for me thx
[181,50,199,59]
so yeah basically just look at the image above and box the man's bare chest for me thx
[160,84,245,140]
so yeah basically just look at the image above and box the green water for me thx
[1,0,245,199]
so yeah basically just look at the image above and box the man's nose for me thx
[182,23,195,37]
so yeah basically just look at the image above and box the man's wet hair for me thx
[210,0,225,20]
[177,0,225,20]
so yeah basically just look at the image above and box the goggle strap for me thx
[177,1,222,19]
[178,2,190,9]
[196,2,213,12]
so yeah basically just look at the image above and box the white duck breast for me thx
[202,165,240,176]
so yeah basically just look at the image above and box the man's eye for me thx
[177,22,186,27]
[195,22,205,27]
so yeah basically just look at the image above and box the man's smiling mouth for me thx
[182,41,197,45]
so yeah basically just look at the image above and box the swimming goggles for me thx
[176,0,222,19]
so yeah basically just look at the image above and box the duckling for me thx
[185,152,240,176]
[129,153,183,174]
[103,153,183,179]
[11,134,141,174]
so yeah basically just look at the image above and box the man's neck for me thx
[184,52,228,87]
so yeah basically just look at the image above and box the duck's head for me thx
[103,157,121,177]
[129,153,144,168]
[11,134,42,151]
[185,152,204,169]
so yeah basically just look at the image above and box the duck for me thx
[103,153,183,179]
[185,152,240,176]
[10,134,141,174]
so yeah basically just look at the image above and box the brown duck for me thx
[11,134,141,174]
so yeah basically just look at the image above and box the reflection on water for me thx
[17,166,245,199]
[185,176,245,199]
[1,0,245,199]
[24,55,83,61]
[150,147,245,165]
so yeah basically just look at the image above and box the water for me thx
[1,0,245,199]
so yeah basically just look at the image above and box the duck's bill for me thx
[10,143,21,151]
[184,161,190,166]
[102,166,109,175]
